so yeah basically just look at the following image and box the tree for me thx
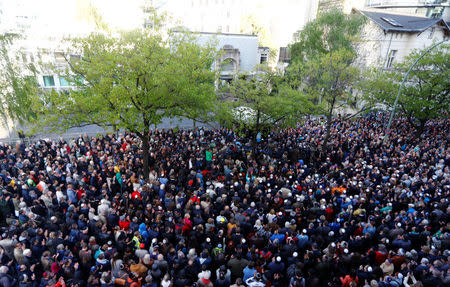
[302,49,361,147]
[222,65,313,140]
[285,10,365,150]
[0,33,39,132]
[363,44,449,137]
[289,9,364,64]
[35,28,218,178]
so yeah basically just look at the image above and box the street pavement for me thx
[0,117,217,144]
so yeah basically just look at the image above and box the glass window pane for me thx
[59,76,69,86]
[43,76,55,87]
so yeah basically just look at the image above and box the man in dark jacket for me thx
[0,266,15,287]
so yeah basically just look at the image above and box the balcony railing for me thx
[365,0,449,7]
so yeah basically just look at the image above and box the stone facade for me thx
[318,0,344,13]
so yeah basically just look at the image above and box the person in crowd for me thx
[0,114,447,287]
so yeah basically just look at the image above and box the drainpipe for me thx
[383,32,394,68]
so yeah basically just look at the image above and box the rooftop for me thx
[354,8,450,32]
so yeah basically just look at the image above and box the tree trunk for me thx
[322,108,333,151]
[252,109,261,159]
[142,135,150,180]
[414,119,426,139]
[255,109,261,140]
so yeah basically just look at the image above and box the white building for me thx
[313,0,449,19]
[190,32,268,84]
[354,8,449,68]
[365,0,450,21]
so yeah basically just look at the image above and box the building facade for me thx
[354,8,449,68]
[365,0,450,21]
[300,1,449,70]
[194,32,267,83]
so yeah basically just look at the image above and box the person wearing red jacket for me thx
[119,215,130,231]
[182,214,193,236]
[325,204,334,222]
[53,277,66,287]
[340,270,358,287]
[131,190,142,201]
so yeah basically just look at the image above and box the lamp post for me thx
[383,38,449,144]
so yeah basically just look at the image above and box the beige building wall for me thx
[356,20,447,69]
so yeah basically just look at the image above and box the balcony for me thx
[365,0,449,8]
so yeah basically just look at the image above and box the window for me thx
[386,50,397,68]
[220,59,235,72]
[381,17,402,27]
[54,52,65,63]
[25,76,38,87]
[279,47,291,63]
[227,11,230,18]
[43,76,55,87]
[59,76,69,86]
[226,25,229,32]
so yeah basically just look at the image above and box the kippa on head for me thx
[143,254,151,265]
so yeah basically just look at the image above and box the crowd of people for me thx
[0,114,448,287]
